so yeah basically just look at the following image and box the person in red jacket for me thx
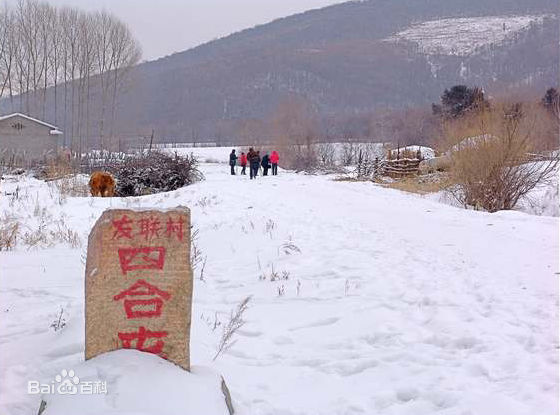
[239,152,248,175]
[270,150,279,175]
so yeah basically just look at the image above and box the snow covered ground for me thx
[388,15,549,56]
[0,160,558,415]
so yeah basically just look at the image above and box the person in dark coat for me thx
[261,152,271,176]
[229,149,237,175]
[247,148,260,179]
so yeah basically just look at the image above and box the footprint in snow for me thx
[289,317,339,331]
[396,387,419,402]
[236,329,263,338]
[272,336,294,345]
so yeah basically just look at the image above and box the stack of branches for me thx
[110,151,204,196]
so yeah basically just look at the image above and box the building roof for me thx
[0,112,63,134]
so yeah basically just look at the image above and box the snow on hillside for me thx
[0,162,558,415]
[388,15,549,56]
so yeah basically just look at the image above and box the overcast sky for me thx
[21,0,347,62]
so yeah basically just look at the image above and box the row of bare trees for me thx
[0,0,141,153]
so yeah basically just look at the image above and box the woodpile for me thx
[382,159,421,178]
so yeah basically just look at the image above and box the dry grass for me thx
[0,221,19,251]
[43,155,76,181]
[213,296,251,361]
[21,219,82,249]
[442,103,559,211]
[383,174,450,195]
[48,175,90,200]
[1,204,82,250]
[333,176,363,182]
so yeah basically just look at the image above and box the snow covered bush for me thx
[111,151,203,197]
[355,147,382,179]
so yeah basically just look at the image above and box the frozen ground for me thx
[388,15,549,56]
[0,160,558,415]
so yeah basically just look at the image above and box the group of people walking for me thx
[229,148,279,179]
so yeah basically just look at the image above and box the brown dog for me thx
[89,171,116,197]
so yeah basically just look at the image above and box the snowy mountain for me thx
[5,0,558,143]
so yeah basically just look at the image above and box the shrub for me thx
[446,103,559,212]
[280,140,318,172]
[0,222,19,251]
[355,145,384,179]
[111,151,203,197]
[317,143,336,166]
[33,153,76,181]
[341,141,358,166]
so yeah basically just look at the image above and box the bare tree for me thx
[0,5,15,102]
[108,17,141,149]
[48,6,62,124]
[1,0,141,153]
[271,95,319,171]
[60,6,79,150]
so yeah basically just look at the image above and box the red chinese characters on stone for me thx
[118,326,168,355]
[113,279,171,319]
[138,217,161,240]
[112,215,134,240]
[165,217,184,241]
[111,214,184,241]
[117,247,165,275]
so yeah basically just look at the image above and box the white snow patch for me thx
[44,350,229,415]
[388,15,550,56]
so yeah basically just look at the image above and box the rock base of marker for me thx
[41,350,233,415]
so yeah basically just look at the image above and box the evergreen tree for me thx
[433,85,488,119]
[542,87,559,111]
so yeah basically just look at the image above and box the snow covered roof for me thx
[0,112,63,134]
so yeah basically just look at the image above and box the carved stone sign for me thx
[85,207,192,370]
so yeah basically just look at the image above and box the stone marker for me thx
[85,207,192,370]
